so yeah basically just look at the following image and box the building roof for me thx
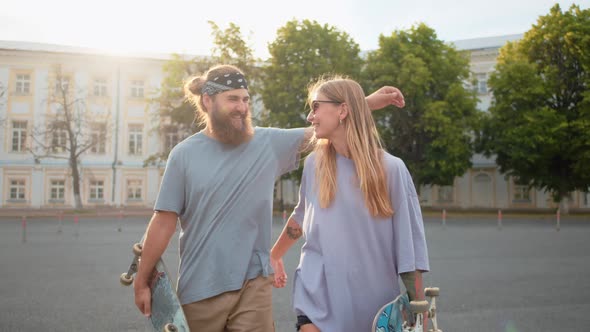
[0,40,185,61]
[450,34,523,51]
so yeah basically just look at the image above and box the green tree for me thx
[146,21,258,165]
[261,19,363,128]
[364,23,479,190]
[479,4,590,209]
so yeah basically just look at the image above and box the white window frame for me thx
[164,126,180,151]
[128,125,143,155]
[11,120,27,152]
[15,74,31,95]
[127,179,143,201]
[50,180,66,200]
[93,78,108,97]
[513,185,531,202]
[51,129,68,153]
[90,123,107,154]
[477,73,488,94]
[55,77,70,93]
[130,80,144,98]
[9,179,26,200]
[89,180,104,200]
[437,185,454,202]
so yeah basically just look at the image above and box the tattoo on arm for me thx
[286,225,302,240]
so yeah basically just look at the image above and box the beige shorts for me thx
[182,274,274,332]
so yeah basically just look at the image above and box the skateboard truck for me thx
[425,287,442,332]
[120,243,143,286]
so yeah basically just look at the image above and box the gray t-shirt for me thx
[154,127,305,305]
[290,151,430,332]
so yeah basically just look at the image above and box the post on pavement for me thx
[21,215,27,243]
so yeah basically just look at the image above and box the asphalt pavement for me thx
[0,214,589,331]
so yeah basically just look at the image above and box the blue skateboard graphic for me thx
[372,288,442,332]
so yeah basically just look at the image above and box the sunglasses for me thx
[311,100,342,112]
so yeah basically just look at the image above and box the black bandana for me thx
[201,72,248,95]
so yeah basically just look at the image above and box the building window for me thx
[513,185,531,202]
[438,186,454,202]
[164,126,180,151]
[55,77,70,94]
[50,180,65,200]
[127,180,143,200]
[128,125,143,155]
[584,192,589,207]
[11,121,27,152]
[51,129,68,153]
[89,180,104,200]
[9,179,26,200]
[15,74,31,95]
[93,78,108,97]
[90,123,107,154]
[130,80,144,98]
[474,173,491,183]
[476,73,488,94]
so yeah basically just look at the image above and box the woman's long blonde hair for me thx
[309,76,394,218]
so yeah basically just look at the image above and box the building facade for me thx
[1,38,588,211]
[0,42,169,209]
[418,34,590,211]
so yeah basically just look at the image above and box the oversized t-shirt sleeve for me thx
[154,149,186,216]
[290,165,307,226]
[390,158,430,274]
[268,127,307,176]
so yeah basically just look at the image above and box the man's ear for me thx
[202,94,212,113]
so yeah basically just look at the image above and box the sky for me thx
[0,0,585,60]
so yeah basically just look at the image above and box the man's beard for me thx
[208,106,254,145]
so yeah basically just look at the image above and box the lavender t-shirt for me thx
[290,151,430,332]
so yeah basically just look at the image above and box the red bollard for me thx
[282,209,287,223]
[442,209,447,228]
[556,208,561,232]
[498,209,503,230]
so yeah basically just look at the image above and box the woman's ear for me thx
[339,103,349,122]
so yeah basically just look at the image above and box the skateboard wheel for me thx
[409,300,430,313]
[120,273,134,286]
[163,323,178,332]
[425,287,440,297]
[133,243,143,256]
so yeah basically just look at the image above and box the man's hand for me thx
[134,277,152,317]
[366,86,405,110]
[271,256,287,288]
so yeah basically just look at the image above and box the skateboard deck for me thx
[372,288,442,332]
[121,242,189,332]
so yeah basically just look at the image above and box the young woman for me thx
[270,77,430,332]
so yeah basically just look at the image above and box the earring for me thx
[339,118,343,125]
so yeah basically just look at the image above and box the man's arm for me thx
[134,211,178,316]
[299,85,405,152]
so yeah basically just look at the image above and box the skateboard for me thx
[120,241,189,332]
[372,287,442,332]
